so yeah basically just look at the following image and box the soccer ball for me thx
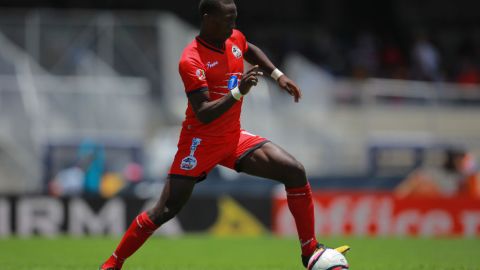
[307,248,349,270]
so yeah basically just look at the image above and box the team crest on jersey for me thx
[180,138,202,170]
[196,69,206,80]
[231,45,242,59]
[180,156,197,170]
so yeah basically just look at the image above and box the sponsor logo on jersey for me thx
[231,45,242,59]
[196,69,206,80]
[180,137,202,170]
[206,61,219,69]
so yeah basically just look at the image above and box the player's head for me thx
[199,0,237,41]
[443,148,467,173]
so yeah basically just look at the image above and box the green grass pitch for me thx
[0,235,479,269]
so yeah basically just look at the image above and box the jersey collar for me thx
[196,36,225,54]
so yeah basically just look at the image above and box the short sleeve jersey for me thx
[178,29,248,139]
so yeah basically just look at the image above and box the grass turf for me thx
[0,235,479,269]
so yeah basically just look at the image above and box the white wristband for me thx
[230,86,243,101]
[271,68,284,81]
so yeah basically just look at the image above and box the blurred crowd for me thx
[290,30,480,85]
[395,148,480,199]
[48,139,145,198]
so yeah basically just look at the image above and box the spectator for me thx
[456,58,480,86]
[395,148,480,198]
[411,32,442,81]
[380,37,408,79]
[77,139,105,195]
[349,31,379,79]
[49,139,107,197]
[49,165,85,197]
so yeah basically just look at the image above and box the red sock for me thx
[102,212,159,269]
[286,183,318,256]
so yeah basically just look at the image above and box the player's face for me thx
[210,2,237,41]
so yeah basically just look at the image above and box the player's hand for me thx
[278,75,302,103]
[239,65,263,95]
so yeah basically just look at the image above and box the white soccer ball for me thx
[307,248,349,270]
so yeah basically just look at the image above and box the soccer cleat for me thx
[301,243,350,268]
[99,257,123,270]
[302,243,325,267]
[99,262,121,270]
[99,262,122,270]
[334,245,350,255]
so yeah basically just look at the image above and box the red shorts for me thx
[168,129,268,180]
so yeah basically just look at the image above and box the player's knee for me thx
[149,207,179,226]
[148,199,185,226]
[165,200,184,219]
[284,161,307,186]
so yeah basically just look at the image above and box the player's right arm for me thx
[188,90,237,124]
[182,63,262,124]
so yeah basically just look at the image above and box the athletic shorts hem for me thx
[168,173,207,183]
[234,140,270,172]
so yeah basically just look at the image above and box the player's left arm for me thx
[244,42,302,102]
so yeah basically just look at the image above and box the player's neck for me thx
[198,31,225,50]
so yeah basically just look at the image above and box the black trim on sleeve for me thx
[186,87,208,97]
[234,140,270,172]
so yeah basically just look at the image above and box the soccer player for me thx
[100,0,349,269]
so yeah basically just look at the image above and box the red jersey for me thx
[178,29,248,140]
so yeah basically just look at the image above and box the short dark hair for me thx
[198,0,232,16]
